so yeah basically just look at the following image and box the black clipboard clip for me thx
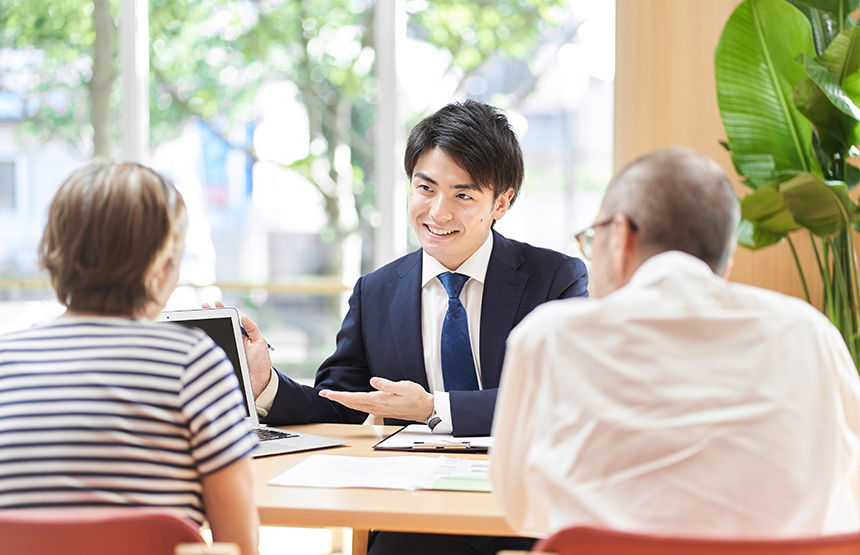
[411,441,473,451]
[373,425,491,453]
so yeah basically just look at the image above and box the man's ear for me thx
[609,213,639,288]
[492,188,515,221]
[721,253,735,280]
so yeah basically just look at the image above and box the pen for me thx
[241,326,275,351]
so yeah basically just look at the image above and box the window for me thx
[0,161,15,210]
[0,1,614,379]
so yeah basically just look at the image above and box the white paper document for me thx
[267,454,491,492]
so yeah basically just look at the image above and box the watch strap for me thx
[426,410,442,431]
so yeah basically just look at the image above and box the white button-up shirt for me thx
[491,251,860,538]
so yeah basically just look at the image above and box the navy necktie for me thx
[438,272,479,391]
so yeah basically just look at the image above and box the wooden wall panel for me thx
[615,0,822,301]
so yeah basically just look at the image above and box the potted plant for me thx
[716,0,860,368]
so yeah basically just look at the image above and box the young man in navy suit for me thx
[236,100,588,554]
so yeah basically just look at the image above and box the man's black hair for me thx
[404,100,524,205]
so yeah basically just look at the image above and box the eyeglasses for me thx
[574,214,638,261]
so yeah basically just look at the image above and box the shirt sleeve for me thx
[822,320,860,513]
[490,316,552,538]
[431,391,453,434]
[180,334,258,476]
[255,367,280,418]
[826,323,860,439]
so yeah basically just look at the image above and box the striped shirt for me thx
[0,316,257,525]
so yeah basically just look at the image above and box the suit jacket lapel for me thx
[386,250,429,389]
[480,231,528,389]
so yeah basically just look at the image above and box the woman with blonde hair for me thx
[0,161,259,555]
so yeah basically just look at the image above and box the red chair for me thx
[522,526,860,555]
[0,509,237,555]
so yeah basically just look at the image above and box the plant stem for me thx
[840,2,845,33]
[823,238,835,321]
[830,237,846,327]
[787,235,811,303]
[830,236,858,366]
[841,232,856,309]
[810,231,827,310]
[845,228,860,367]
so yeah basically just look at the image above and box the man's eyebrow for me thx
[412,171,438,185]
[412,171,482,192]
[452,183,483,192]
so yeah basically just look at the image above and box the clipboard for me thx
[373,424,494,453]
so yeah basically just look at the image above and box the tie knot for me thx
[438,272,470,299]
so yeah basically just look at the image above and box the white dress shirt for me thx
[256,233,493,432]
[491,251,860,539]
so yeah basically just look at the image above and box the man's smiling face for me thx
[408,147,513,270]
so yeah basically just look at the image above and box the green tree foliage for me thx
[147,0,568,275]
[410,0,563,71]
[0,0,117,151]
[1,0,568,275]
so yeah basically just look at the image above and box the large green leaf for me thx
[817,27,860,83]
[780,172,856,234]
[798,53,860,119]
[793,0,859,22]
[845,71,860,105]
[738,171,857,249]
[794,56,860,151]
[787,0,843,54]
[731,153,778,188]
[738,180,800,250]
[825,28,860,131]
[847,161,860,188]
[741,182,801,231]
[798,31,860,185]
[737,218,785,249]
[716,0,822,184]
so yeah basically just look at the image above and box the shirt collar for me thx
[421,232,494,287]
[628,251,717,288]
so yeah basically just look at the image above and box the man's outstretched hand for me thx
[319,377,434,422]
[203,300,272,398]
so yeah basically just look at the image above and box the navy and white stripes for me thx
[0,317,257,524]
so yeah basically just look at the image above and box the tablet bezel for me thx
[156,306,257,424]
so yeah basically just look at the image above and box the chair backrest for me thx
[534,526,860,555]
[0,509,207,555]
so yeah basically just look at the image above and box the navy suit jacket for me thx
[263,230,588,436]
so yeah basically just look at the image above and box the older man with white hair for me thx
[491,147,860,539]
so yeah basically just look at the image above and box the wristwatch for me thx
[426,410,442,431]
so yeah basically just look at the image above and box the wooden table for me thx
[252,423,517,554]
